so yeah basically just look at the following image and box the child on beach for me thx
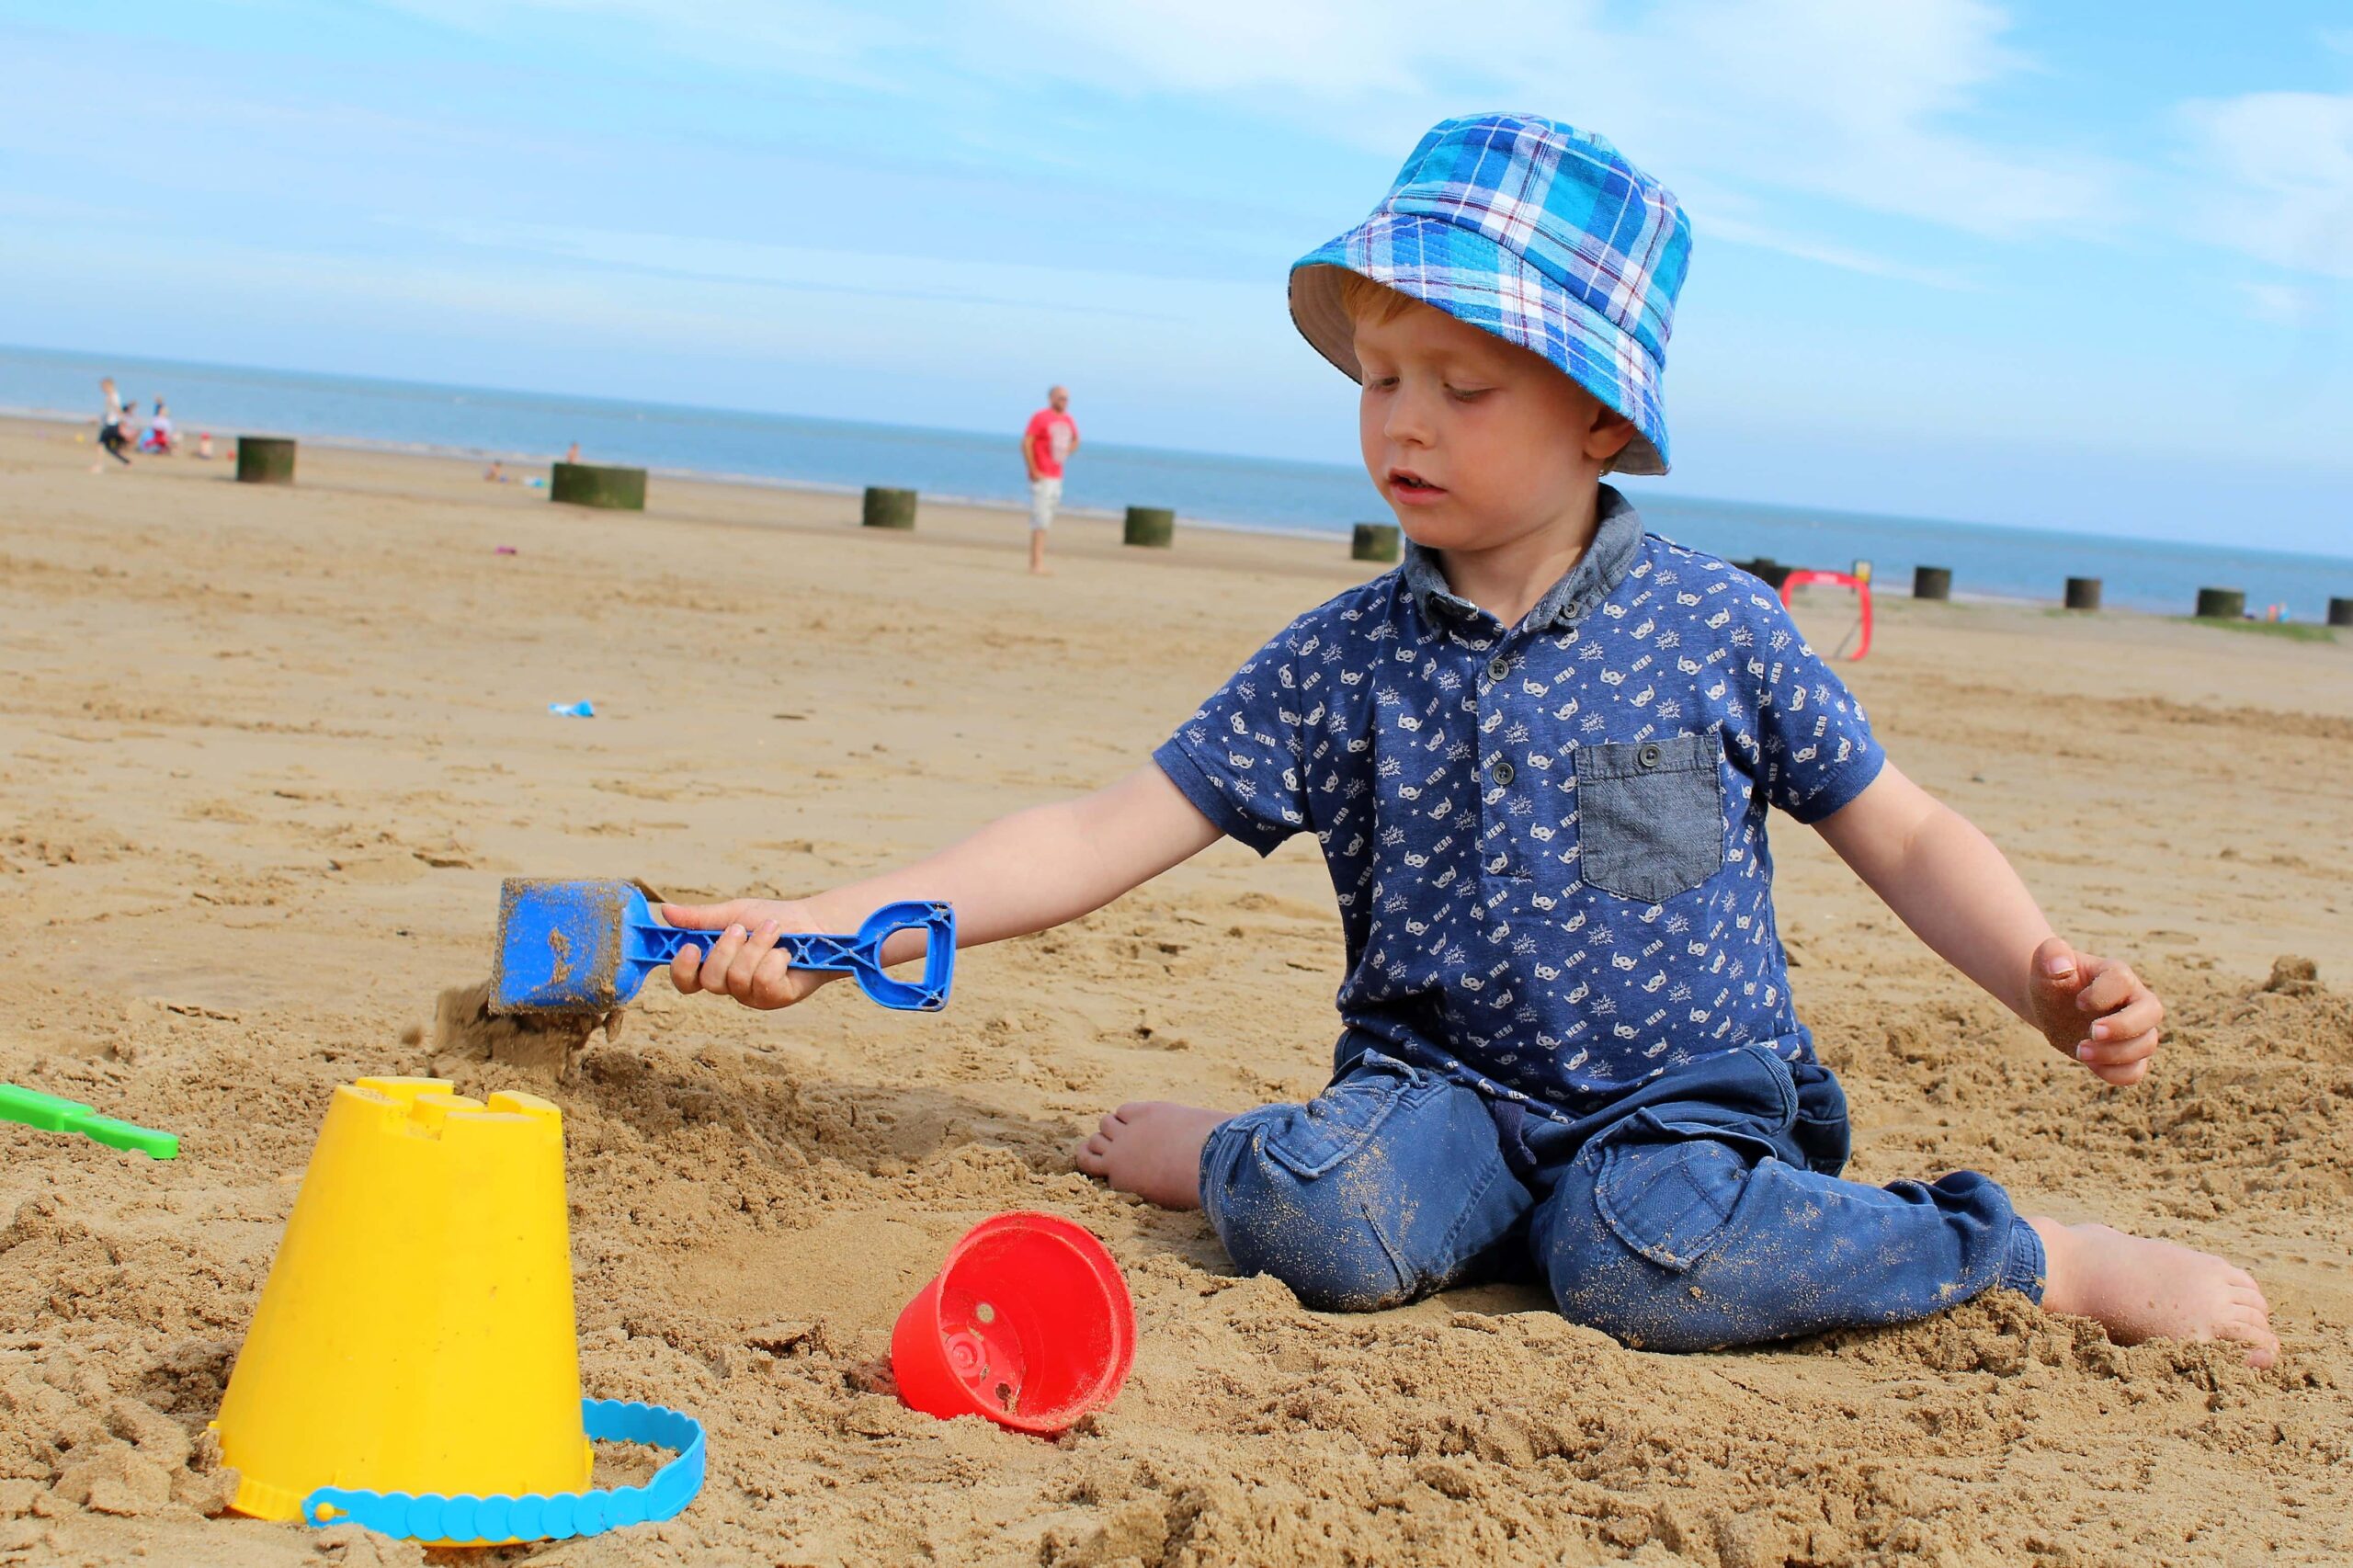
[665,115,2276,1365]
[94,378,132,467]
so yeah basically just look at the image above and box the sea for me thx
[7,343,2350,620]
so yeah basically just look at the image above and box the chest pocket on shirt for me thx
[1574,728,1725,903]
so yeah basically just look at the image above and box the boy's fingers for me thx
[2088,994,2163,1043]
[748,949,800,1009]
[2089,1055,2152,1087]
[2077,1028,2158,1067]
[2028,937,2084,1004]
[696,925,747,994]
[2075,960,2141,1013]
[669,943,706,994]
[725,920,783,999]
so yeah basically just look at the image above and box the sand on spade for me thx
[430,982,623,1082]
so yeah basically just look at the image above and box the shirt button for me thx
[1486,655,1509,682]
[1638,744,1662,768]
[1493,759,1516,786]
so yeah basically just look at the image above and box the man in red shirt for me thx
[1020,385,1080,576]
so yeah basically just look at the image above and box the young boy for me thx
[666,115,2275,1365]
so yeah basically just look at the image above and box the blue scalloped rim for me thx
[301,1398,704,1542]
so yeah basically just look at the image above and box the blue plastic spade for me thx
[490,878,955,1015]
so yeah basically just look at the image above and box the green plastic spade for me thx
[0,1084,177,1159]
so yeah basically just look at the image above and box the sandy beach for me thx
[2,415,2349,1566]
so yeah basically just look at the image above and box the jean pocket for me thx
[1258,1057,1427,1180]
[1592,1124,1759,1272]
[1574,729,1725,903]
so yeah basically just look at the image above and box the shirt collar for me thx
[1400,483,1644,634]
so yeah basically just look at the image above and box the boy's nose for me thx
[1383,390,1436,448]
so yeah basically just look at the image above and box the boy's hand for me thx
[660,899,835,1010]
[2027,936,2163,1086]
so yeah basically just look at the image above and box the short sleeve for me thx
[1154,619,1315,856]
[1733,588,1884,823]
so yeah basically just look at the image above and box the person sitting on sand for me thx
[661,114,2276,1367]
[140,398,175,454]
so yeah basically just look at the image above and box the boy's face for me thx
[1354,296,1632,551]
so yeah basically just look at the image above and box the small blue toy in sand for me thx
[490,878,955,1015]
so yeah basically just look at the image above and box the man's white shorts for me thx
[1029,475,1062,532]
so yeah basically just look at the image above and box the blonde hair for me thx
[1337,271,1422,326]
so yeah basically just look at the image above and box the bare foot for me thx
[2030,1218,2279,1368]
[1075,1101,1231,1210]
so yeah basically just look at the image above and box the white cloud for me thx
[394,0,2119,278]
[1698,212,1984,291]
[2237,280,2324,325]
[997,0,2120,240]
[383,214,1207,322]
[2178,89,2353,279]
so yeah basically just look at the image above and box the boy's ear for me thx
[1585,406,1636,464]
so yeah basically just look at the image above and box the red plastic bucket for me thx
[890,1212,1135,1434]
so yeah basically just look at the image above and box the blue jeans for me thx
[1198,1043,2046,1350]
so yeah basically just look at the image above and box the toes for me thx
[2213,1307,2280,1368]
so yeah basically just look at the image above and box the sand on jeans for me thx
[0,416,2349,1566]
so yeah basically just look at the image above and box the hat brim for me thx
[1289,212,1669,476]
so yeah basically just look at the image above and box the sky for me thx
[1,0,2349,553]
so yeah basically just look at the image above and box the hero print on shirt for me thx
[1153,487,1885,1119]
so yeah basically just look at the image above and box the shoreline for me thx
[7,404,2346,623]
[0,404,1382,546]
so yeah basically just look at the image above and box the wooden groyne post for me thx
[551,461,647,510]
[1123,506,1175,549]
[2195,587,2245,620]
[2064,576,2101,611]
[862,486,917,529]
[1352,522,1401,562]
[1913,565,1952,601]
[235,437,297,485]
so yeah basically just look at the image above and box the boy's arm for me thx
[1813,763,2164,1085]
[664,765,1222,1009]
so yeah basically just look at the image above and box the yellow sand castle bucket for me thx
[214,1078,589,1525]
[214,1075,703,1542]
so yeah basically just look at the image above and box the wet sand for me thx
[2,417,2349,1564]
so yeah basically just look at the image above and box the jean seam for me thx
[1750,1043,1799,1131]
[1998,1215,2048,1302]
[1356,1201,1416,1303]
[1421,1147,1513,1285]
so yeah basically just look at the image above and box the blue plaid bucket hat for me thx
[1290,113,1692,475]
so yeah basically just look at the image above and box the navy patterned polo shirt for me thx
[1154,487,1885,1119]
